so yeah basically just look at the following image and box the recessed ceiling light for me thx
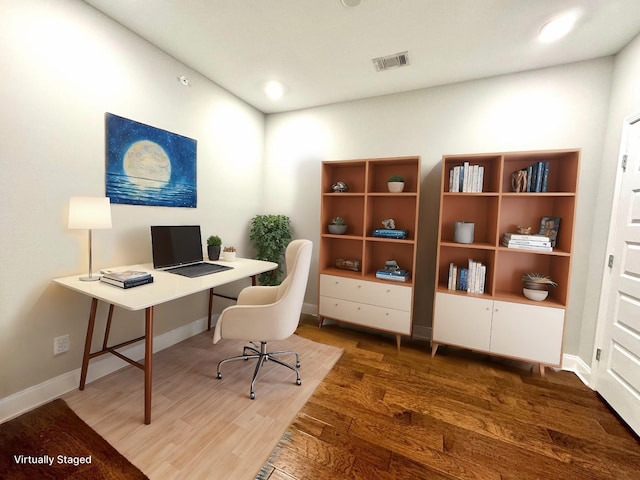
[264,80,284,100]
[538,12,578,43]
[340,0,362,7]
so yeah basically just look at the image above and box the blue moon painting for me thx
[105,113,197,207]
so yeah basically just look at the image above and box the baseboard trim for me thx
[561,354,593,388]
[0,315,215,423]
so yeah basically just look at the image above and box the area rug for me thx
[0,398,148,480]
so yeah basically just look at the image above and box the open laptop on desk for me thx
[150,225,233,278]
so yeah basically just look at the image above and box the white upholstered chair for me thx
[212,239,312,399]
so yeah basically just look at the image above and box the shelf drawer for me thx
[320,274,411,311]
[319,296,411,335]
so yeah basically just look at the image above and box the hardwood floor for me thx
[262,316,640,480]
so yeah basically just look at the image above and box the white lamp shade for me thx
[68,197,112,230]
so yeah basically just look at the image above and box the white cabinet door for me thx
[433,292,492,351]
[490,301,564,365]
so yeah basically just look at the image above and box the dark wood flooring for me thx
[260,316,640,480]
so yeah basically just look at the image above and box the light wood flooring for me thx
[261,317,640,480]
[63,331,342,479]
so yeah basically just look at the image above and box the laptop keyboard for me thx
[166,262,232,278]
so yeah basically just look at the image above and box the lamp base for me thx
[79,276,100,282]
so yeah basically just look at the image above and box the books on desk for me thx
[100,270,154,289]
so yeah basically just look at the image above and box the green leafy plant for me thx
[207,235,222,246]
[388,174,404,182]
[249,214,292,285]
[331,216,345,225]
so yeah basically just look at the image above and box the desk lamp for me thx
[68,196,112,281]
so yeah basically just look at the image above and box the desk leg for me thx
[251,274,257,286]
[79,298,98,390]
[208,288,214,331]
[144,306,154,425]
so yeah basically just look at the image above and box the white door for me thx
[594,115,640,436]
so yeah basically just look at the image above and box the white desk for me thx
[53,258,277,424]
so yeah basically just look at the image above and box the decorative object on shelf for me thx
[382,218,395,229]
[222,246,237,262]
[539,216,561,247]
[206,235,222,260]
[249,214,292,285]
[376,260,410,282]
[517,225,532,235]
[68,196,112,282]
[453,221,474,244]
[331,181,349,193]
[521,273,557,301]
[510,161,550,193]
[387,175,405,193]
[511,169,527,192]
[328,216,348,234]
[335,258,361,272]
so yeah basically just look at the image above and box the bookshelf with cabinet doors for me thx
[432,149,579,374]
[318,156,420,349]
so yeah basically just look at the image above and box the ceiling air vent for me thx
[372,51,410,72]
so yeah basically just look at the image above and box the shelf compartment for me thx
[494,250,571,306]
[366,195,418,240]
[366,157,420,193]
[498,195,575,253]
[502,150,579,193]
[321,194,365,237]
[364,240,415,282]
[322,161,367,193]
[440,195,499,245]
[442,155,502,193]
[319,237,364,275]
[436,245,495,295]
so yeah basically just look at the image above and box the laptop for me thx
[150,225,233,278]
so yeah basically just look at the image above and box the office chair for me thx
[212,239,312,399]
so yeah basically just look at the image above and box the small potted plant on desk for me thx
[222,246,237,261]
[207,235,222,260]
[388,174,405,193]
[328,217,347,235]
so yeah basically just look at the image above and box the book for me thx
[376,269,410,282]
[372,229,408,239]
[101,275,154,289]
[502,233,550,241]
[100,270,153,288]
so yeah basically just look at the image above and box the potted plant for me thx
[249,214,292,285]
[206,235,222,260]
[328,216,347,235]
[521,273,557,301]
[222,246,237,262]
[388,174,405,193]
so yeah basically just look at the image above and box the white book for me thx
[463,161,470,192]
[478,166,484,193]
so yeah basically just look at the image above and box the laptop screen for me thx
[151,225,204,269]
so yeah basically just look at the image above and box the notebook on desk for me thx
[150,225,233,278]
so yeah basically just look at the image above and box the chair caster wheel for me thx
[250,392,255,400]
[296,379,301,385]
[217,372,222,379]
[296,362,301,368]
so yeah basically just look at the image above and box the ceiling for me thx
[82,0,640,114]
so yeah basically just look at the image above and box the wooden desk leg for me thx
[208,288,214,331]
[79,298,99,390]
[251,274,257,286]
[144,306,154,425]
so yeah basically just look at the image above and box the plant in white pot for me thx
[222,246,237,261]
[328,217,347,234]
[206,235,222,260]
[521,273,557,301]
[388,174,405,193]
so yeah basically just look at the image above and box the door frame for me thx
[592,111,640,388]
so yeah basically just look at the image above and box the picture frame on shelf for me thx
[539,216,561,247]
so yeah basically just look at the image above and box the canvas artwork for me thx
[105,113,197,207]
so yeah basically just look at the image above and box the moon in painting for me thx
[123,140,172,188]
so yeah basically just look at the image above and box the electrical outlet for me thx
[53,334,70,355]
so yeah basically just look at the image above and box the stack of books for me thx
[502,233,552,252]
[449,161,485,193]
[372,229,408,239]
[447,260,486,294]
[100,270,154,289]
[376,269,410,282]
[512,161,550,192]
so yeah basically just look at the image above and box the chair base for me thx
[216,341,301,399]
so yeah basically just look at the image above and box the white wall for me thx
[0,0,265,398]
[265,58,614,355]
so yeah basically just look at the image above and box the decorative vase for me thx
[207,245,221,261]
[387,181,405,193]
[523,288,548,301]
[328,224,348,235]
[454,221,475,244]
